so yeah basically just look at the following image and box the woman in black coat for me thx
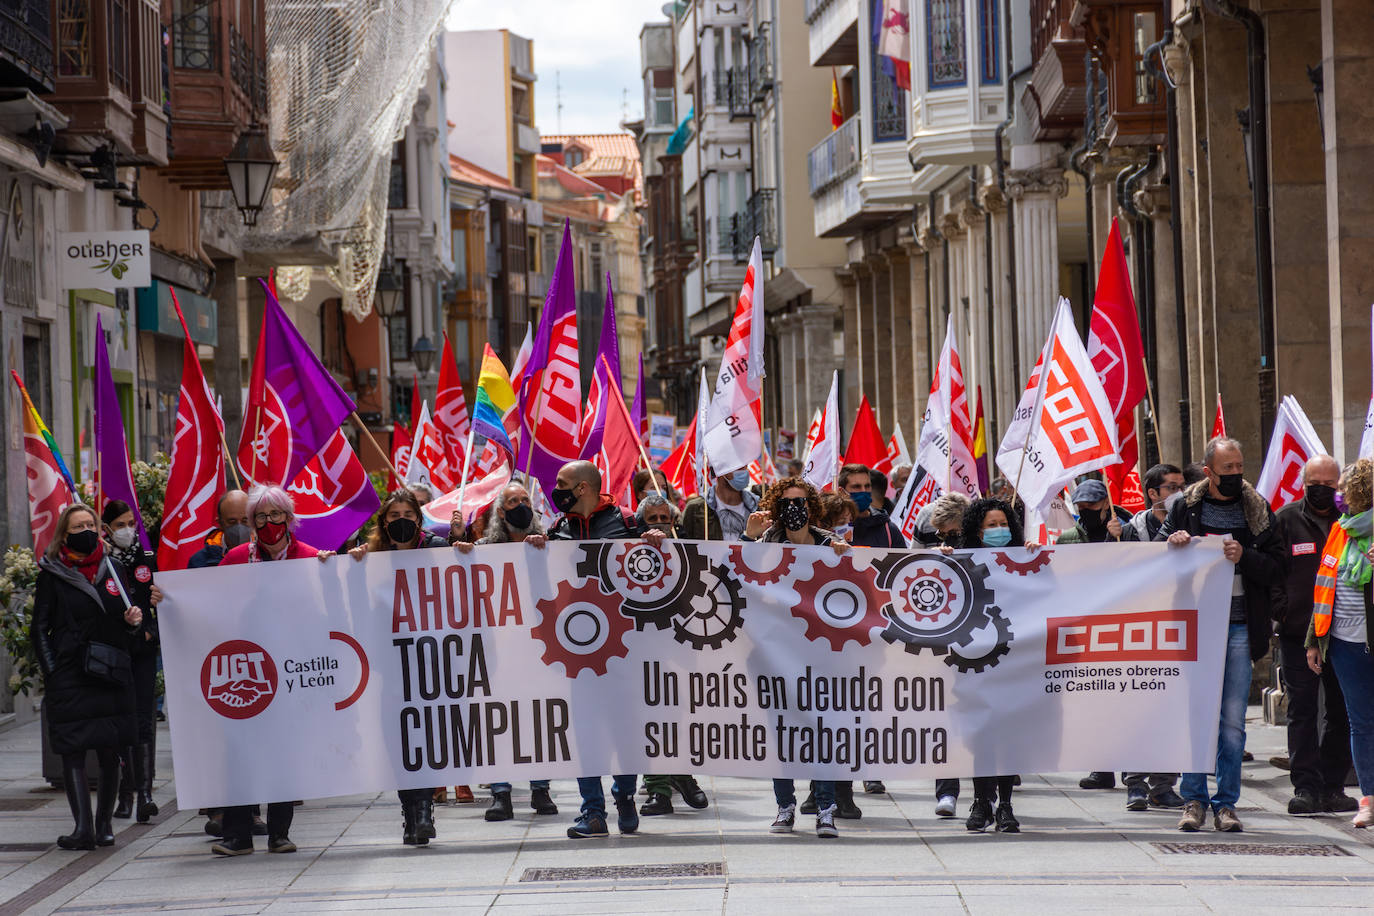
[31,504,144,850]
[101,499,162,823]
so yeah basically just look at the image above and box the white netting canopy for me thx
[211,0,457,318]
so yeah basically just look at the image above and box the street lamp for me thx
[410,335,437,374]
[374,267,404,319]
[224,125,278,227]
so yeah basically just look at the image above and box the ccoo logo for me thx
[201,639,278,719]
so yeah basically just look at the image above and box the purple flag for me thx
[597,274,621,385]
[94,314,150,550]
[237,280,356,487]
[578,280,621,462]
[630,353,646,444]
[518,220,583,494]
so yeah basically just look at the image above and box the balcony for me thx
[515,120,540,154]
[1022,0,1086,142]
[747,24,773,101]
[806,0,858,67]
[711,68,750,120]
[508,33,534,81]
[730,187,777,262]
[0,0,54,92]
[703,216,744,293]
[906,0,1007,165]
[159,0,266,189]
[698,0,747,30]
[808,113,860,196]
[809,114,903,237]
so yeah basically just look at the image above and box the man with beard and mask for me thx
[1056,479,1132,545]
[705,463,758,542]
[1274,455,1358,816]
[1067,475,1186,809]
[1157,436,1284,833]
[101,501,163,826]
[546,460,667,839]
[187,490,250,569]
[454,482,559,822]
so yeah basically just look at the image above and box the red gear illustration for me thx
[888,563,963,625]
[992,548,1053,576]
[872,553,997,656]
[532,580,633,678]
[727,544,798,586]
[615,542,673,595]
[790,553,889,651]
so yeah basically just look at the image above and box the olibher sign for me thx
[58,230,151,289]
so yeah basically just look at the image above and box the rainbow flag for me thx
[11,370,77,497]
[472,344,516,462]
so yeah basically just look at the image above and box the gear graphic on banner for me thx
[532,579,633,678]
[790,553,889,650]
[943,609,1014,673]
[872,553,997,656]
[672,562,746,650]
[576,541,710,630]
[992,548,1054,576]
[726,544,799,586]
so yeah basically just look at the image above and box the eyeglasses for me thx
[253,510,287,525]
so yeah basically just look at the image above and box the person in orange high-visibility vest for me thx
[1305,457,1374,829]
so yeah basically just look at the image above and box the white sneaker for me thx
[935,795,957,818]
[1354,796,1373,829]
[770,803,796,833]
[816,804,839,838]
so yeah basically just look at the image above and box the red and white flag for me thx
[406,401,458,493]
[802,372,840,491]
[1088,219,1147,510]
[288,430,380,550]
[587,366,642,505]
[1256,396,1328,511]
[388,422,412,491]
[996,297,1120,513]
[702,237,766,476]
[424,439,512,530]
[661,411,700,498]
[801,409,822,465]
[157,295,226,570]
[1212,393,1226,439]
[887,422,911,470]
[915,316,980,500]
[433,335,471,475]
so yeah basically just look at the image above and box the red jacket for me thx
[221,538,319,565]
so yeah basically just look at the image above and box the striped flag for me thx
[472,344,517,462]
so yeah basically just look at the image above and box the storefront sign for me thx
[58,231,150,289]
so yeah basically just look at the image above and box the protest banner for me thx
[159,540,1233,809]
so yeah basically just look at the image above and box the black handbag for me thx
[84,641,132,687]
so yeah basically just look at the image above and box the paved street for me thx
[0,707,1371,915]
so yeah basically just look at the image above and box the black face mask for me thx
[65,528,99,555]
[1305,484,1337,513]
[778,497,810,532]
[504,502,534,530]
[550,487,579,514]
[385,518,419,545]
[1081,510,1107,535]
[939,532,962,548]
[1216,473,1244,499]
[223,524,251,550]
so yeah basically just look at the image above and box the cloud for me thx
[445,0,671,134]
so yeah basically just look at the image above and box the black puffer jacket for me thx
[852,509,906,548]
[1154,479,1284,661]
[1272,497,1338,642]
[548,496,640,541]
[109,542,158,655]
[31,555,138,755]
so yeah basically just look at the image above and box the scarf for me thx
[60,540,106,583]
[1337,509,1374,587]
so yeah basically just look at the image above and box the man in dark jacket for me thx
[187,490,249,568]
[546,460,665,839]
[1156,436,1284,833]
[839,464,906,549]
[1274,454,1357,816]
[1057,479,1133,544]
[1122,464,1185,543]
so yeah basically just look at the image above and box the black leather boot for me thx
[134,743,158,822]
[113,747,134,819]
[57,754,95,850]
[834,781,862,819]
[401,796,418,845]
[94,751,120,846]
[414,797,435,843]
[485,790,514,821]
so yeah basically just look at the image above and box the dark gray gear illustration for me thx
[576,540,710,630]
[872,552,996,656]
[672,562,745,650]
[943,609,1013,674]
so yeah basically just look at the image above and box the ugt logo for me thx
[201,640,278,719]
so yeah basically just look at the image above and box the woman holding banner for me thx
[351,489,452,844]
[31,504,143,850]
[744,477,849,838]
[212,485,333,857]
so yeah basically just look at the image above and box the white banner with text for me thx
[159,540,1234,809]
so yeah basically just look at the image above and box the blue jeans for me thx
[1328,638,1374,796]
[490,780,550,794]
[773,779,834,809]
[577,775,636,819]
[1182,623,1250,811]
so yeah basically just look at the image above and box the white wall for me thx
[444,30,510,181]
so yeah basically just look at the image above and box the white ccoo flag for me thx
[702,237,766,476]
[802,372,840,491]
[1256,395,1328,511]
[914,316,981,501]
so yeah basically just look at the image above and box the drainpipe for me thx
[1117,150,1159,466]
[969,164,998,445]
[1201,0,1275,443]
[1067,51,1099,298]
[994,59,1033,386]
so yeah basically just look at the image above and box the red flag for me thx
[1088,218,1147,508]
[388,422,412,492]
[589,361,643,504]
[433,336,471,474]
[1212,393,1226,438]
[661,413,699,498]
[15,382,70,556]
[158,292,227,570]
[288,430,380,550]
[843,395,888,470]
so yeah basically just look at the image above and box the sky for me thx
[445,0,672,135]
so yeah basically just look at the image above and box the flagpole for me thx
[452,423,479,526]
[699,366,710,542]
[1011,302,1063,505]
[1139,356,1164,461]
[350,412,403,481]
[217,429,243,490]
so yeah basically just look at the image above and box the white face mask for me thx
[111,527,138,549]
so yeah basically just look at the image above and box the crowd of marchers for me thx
[29,435,1374,852]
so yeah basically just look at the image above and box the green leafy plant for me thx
[0,546,42,696]
[131,453,170,530]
